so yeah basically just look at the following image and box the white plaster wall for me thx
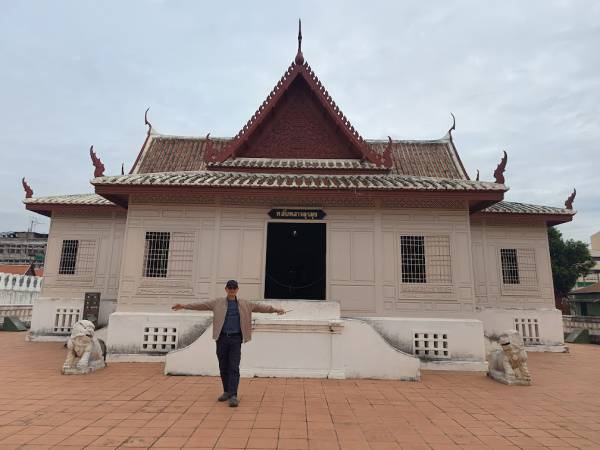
[470,219,555,309]
[163,316,420,379]
[106,311,214,361]
[469,220,565,348]
[116,202,475,317]
[28,297,83,341]
[99,299,117,327]
[359,317,486,370]
[341,319,421,379]
[165,320,346,378]
[30,211,126,337]
[41,211,126,301]
[477,307,564,346]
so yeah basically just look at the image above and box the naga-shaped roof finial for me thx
[90,145,105,178]
[493,150,508,184]
[295,19,304,65]
[449,113,456,136]
[565,188,576,210]
[144,107,152,135]
[476,169,480,181]
[381,136,393,168]
[121,163,125,175]
[21,177,33,199]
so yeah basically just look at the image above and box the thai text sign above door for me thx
[268,209,326,220]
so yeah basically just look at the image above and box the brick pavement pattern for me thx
[0,332,599,450]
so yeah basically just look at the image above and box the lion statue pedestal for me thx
[488,329,532,386]
[62,320,106,375]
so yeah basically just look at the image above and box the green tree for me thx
[548,227,594,300]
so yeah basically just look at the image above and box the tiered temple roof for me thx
[23,22,574,226]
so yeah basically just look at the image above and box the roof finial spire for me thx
[565,188,576,210]
[144,107,152,135]
[295,19,304,65]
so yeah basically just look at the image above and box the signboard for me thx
[268,209,326,220]
[83,292,101,327]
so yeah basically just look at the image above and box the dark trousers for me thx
[216,333,242,396]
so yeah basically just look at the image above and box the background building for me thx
[576,230,600,287]
[0,232,47,267]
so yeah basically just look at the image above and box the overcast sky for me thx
[1,1,598,243]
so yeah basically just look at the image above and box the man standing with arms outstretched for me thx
[172,280,285,407]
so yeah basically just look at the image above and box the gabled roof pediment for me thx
[204,52,392,168]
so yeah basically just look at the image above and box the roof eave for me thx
[24,202,123,217]
[94,183,505,205]
[471,211,575,226]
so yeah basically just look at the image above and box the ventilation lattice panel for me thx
[53,308,81,334]
[515,318,540,344]
[142,326,178,353]
[413,332,450,359]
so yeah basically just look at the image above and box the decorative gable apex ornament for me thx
[90,145,105,178]
[21,178,33,199]
[565,188,576,210]
[493,151,508,184]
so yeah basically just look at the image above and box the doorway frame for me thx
[262,217,328,301]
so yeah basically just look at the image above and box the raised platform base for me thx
[164,314,421,380]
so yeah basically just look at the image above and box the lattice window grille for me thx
[401,235,451,284]
[58,240,78,275]
[143,231,194,279]
[142,326,178,352]
[167,232,194,279]
[515,318,541,344]
[53,308,81,334]
[501,248,537,286]
[413,332,450,359]
[143,232,170,277]
[425,235,452,284]
[58,239,96,277]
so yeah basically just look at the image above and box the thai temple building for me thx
[22,24,576,379]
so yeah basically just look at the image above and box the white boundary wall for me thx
[0,273,43,324]
[0,273,42,305]
[360,317,487,371]
[477,307,566,351]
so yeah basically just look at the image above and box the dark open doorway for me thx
[264,222,326,300]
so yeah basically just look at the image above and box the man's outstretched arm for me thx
[250,302,286,315]
[172,300,216,311]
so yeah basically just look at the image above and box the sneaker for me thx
[228,395,239,407]
[217,392,230,402]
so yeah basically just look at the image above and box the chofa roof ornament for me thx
[493,151,508,184]
[144,107,152,135]
[476,169,480,181]
[21,178,33,199]
[448,113,456,138]
[565,188,576,210]
[90,145,105,178]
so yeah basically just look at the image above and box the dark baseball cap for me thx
[225,279,239,289]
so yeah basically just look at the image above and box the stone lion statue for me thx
[62,320,106,374]
[487,330,531,385]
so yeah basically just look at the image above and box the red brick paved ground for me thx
[0,332,599,450]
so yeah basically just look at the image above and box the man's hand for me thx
[171,303,185,311]
[276,308,286,315]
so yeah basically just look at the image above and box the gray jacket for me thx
[184,297,279,343]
